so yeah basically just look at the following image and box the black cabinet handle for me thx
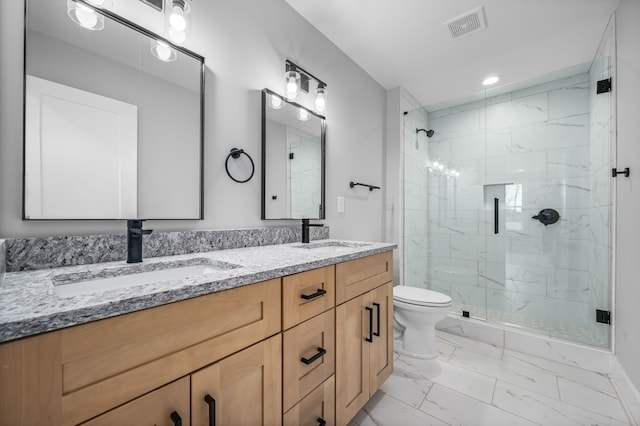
[170,411,182,426]
[204,394,216,426]
[301,347,327,365]
[494,197,499,234]
[365,306,374,343]
[301,288,327,300]
[317,418,326,426]
[373,302,381,337]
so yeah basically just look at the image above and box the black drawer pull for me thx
[204,394,216,426]
[373,302,381,337]
[301,288,327,300]
[365,306,374,342]
[301,347,327,365]
[170,411,182,426]
[317,418,326,426]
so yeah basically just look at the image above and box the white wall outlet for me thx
[337,196,345,213]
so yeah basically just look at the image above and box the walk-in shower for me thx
[401,18,615,349]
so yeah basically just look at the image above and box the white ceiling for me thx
[284,0,620,108]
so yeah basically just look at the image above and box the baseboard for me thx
[611,356,640,425]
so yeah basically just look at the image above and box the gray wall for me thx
[615,0,640,392]
[0,0,386,241]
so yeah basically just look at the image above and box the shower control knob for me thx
[532,208,560,226]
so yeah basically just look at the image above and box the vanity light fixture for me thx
[150,39,177,62]
[482,75,500,86]
[164,0,191,45]
[67,0,105,31]
[285,60,328,114]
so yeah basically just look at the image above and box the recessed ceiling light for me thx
[482,76,500,86]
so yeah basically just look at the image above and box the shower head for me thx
[416,128,435,138]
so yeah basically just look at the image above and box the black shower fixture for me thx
[416,128,435,138]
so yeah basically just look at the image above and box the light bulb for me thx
[286,71,298,99]
[432,161,440,168]
[168,27,186,43]
[156,41,171,60]
[76,3,99,28]
[438,163,444,170]
[297,107,309,121]
[170,5,187,31]
[315,85,326,113]
[270,94,283,109]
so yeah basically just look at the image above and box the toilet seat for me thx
[394,286,452,307]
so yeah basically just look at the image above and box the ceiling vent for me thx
[444,6,487,40]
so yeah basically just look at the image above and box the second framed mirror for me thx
[261,89,326,220]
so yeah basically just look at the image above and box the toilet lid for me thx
[394,286,452,306]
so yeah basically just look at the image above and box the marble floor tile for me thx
[450,347,560,399]
[352,332,631,426]
[420,383,538,426]
[351,392,449,426]
[503,348,615,393]
[398,355,497,403]
[380,361,434,408]
[558,377,628,422]
[493,380,630,426]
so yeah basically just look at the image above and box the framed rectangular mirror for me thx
[261,89,325,220]
[23,0,204,220]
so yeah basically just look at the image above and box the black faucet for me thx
[127,220,153,263]
[301,219,323,244]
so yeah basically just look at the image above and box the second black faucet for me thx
[301,218,323,244]
[127,220,153,263]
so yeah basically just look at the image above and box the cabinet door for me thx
[335,293,370,426]
[81,376,190,426]
[369,282,393,394]
[191,334,282,426]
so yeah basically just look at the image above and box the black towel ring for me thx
[225,148,255,183]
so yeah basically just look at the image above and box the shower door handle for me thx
[494,198,499,234]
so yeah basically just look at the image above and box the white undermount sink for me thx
[52,258,240,298]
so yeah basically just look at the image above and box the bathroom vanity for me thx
[0,241,394,426]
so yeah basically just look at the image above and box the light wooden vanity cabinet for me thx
[0,250,394,426]
[335,252,394,426]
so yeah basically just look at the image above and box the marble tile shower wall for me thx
[403,106,430,289]
[425,73,599,342]
[588,17,615,347]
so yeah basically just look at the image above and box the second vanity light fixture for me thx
[285,60,328,114]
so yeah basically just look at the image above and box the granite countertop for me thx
[0,239,396,343]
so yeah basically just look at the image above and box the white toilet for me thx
[393,285,452,359]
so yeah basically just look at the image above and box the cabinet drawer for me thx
[80,376,190,426]
[283,375,335,426]
[283,309,335,412]
[61,278,281,425]
[336,251,393,304]
[283,265,335,330]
